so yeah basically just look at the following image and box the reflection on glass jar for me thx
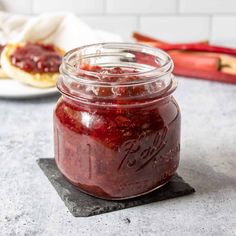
[54,43,181,200]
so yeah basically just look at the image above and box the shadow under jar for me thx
[54,43,181,200]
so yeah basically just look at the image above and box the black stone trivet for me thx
[37,158,195,217]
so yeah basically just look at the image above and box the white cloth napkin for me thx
[0,11,122,51]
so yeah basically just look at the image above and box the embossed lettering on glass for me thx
[54,43,181,200]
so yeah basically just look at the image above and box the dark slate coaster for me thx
[37,158,195,217]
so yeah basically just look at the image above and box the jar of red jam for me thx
[54,43,181,200]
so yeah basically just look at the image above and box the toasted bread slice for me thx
[0,68,8,78]
[1,43,64,88]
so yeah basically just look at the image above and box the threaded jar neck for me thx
[58,42,176,106]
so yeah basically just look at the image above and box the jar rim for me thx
[60,42,173,87]
[58,42,176,105]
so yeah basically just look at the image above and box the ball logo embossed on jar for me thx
[118,127,168,172]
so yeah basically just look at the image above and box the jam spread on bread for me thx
[10,42,62,73]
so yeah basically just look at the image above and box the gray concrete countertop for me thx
[0,77,236,236]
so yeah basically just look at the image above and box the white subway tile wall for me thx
[0,0,32,14]
[106,0,178,14]
[33,0,105,14]
[180,0,236,14]
[0,0,236,43]
[140,16,210,42]
[81,16,138,39]
[211,16,236,46]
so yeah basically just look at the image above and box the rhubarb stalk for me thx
[169,51,220,72]
[133,32,209,45]
[143,41,236,57]
[173,65,236,84]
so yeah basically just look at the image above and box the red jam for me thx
[10,42,62,73]
[0,45,5,55]
[0,45,5,68]
[54,59,181,199]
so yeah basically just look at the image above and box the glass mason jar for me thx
[54,43,181,200]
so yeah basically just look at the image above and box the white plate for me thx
[0,79,58,98]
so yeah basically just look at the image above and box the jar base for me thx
[63,174,171,201]
[97,181,169,201]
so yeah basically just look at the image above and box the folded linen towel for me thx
[0,11,122,51]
